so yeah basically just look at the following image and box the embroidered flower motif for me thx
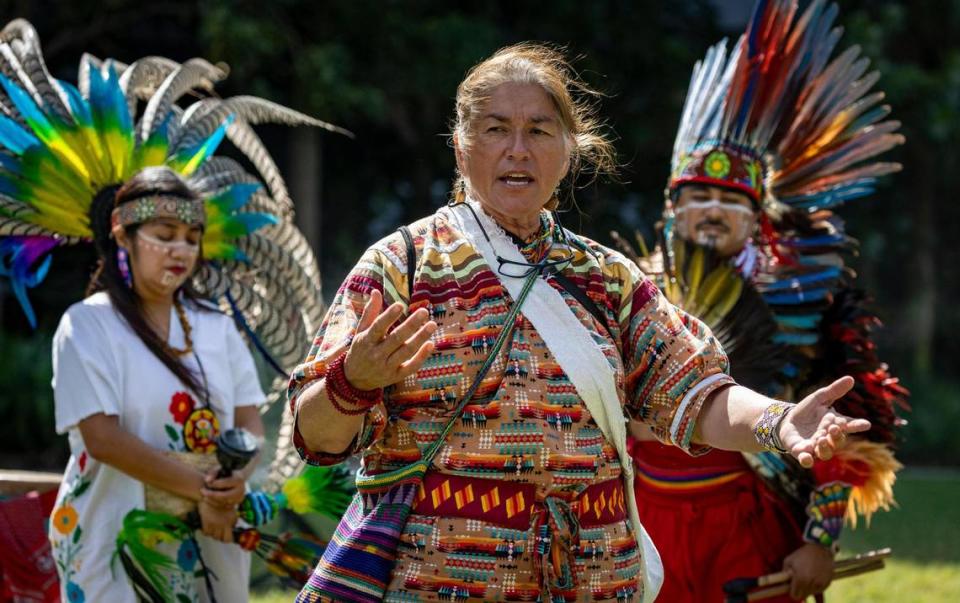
[77,451,87,473]
[169,392,196,425]
[176,539,199,571]
[66,581,85,603]
[704,150,732,179]
[183,408,220,453]
[52,504,79,535]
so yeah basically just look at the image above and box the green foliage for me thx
[0,330,65,462]
[1,0,958,470]
[896,375,960,466]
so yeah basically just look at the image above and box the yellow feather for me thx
[281,478,312,515]
[684,245,706,310]
[702,270,743,326]
[837,439,903,527]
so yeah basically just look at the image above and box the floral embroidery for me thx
[169,392,196,424]
[65,580,85,603]
[183,408,219,453]
[51,466,91,601]
[176,540,199,572]
[52,505,79,535]
[165,391,213,452]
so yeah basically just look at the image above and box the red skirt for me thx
[632,440,801,603]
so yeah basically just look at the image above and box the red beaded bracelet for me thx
[327,383,375,416]
[325,354,381,415]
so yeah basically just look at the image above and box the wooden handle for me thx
[835,547,892,570]
[745,560,886,601]
[752,547,894,589]
[757,570,792,587]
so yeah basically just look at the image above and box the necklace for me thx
[454,200,574,278]
[164,298,193,357]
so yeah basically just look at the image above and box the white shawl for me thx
[446,200,663,602]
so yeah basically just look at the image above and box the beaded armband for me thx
[753,401,794,453]
[803,481,852,550]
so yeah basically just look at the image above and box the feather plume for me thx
[0,20,346,502]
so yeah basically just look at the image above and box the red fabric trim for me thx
[412,474,627,529]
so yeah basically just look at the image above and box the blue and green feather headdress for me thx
[0,18,350,490]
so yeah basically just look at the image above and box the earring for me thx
[117,247,132,288]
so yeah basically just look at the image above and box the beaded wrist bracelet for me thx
[753,401,795,453]
[326,353,382,415]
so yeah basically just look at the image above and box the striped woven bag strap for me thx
[420,268,539,464]
[354,268,539,491]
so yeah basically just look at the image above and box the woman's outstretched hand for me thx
[778,376,871,467]
[344,289,437,391]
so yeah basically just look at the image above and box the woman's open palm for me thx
[778,376,871,467]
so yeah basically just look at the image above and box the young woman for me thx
[50,167,265,602]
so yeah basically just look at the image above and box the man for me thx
[618,2,909,601]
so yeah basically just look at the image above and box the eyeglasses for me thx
[456,201,575,279]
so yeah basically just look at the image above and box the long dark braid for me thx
[87,167,210,402]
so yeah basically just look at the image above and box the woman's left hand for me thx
[201,469,246,509]
[778,376,871,467]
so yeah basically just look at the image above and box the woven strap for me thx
[422,269,538,462]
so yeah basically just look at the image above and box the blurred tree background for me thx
[1,0,957,469]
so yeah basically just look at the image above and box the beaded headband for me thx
[110,195,206,230]
[670,141,765,205]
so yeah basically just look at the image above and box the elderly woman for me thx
[289,44,867,603]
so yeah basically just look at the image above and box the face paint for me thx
[674,198,757,257]
[675,199,754,216]
[137,231,200,256]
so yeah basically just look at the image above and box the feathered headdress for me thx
[667,0,907,376]
[666,0,909,525]
[670,0,904,210]
[0,19,349,489]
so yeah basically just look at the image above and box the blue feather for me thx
[764,287,830,304]
[0,74,54,142]
[58,79,94,129]
[774,314,822,329]
[233,212,278,234]
[773,331,820,346]
[762,266,842,291]
[0,236,58,328]
[778,234,846,248]
[208,183,262,213]
[0,114,40,154]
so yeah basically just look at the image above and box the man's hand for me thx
[344,289,437,391]
[779,376,871,467]
[782,543,834,600]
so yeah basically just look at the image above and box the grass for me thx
[827,468,960,602]
[251,467,960,602]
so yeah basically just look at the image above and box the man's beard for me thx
[694,220,729,248]
[694,231,721,248]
